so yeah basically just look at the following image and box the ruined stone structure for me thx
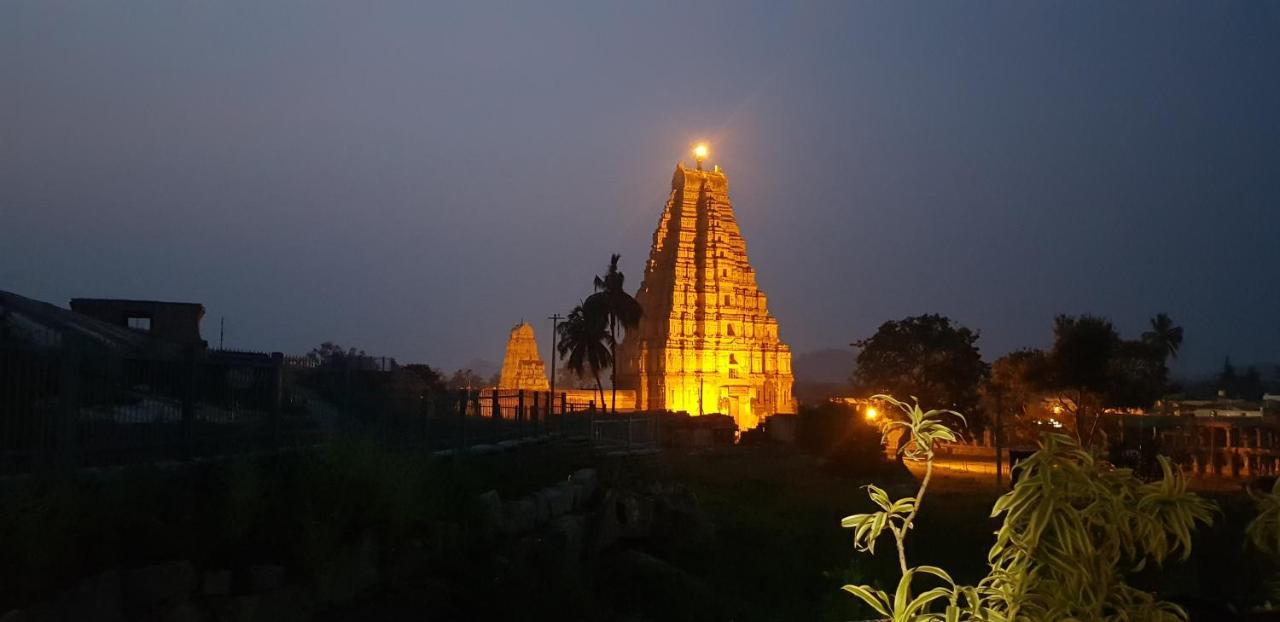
[617,161,794,430]
[497,322,550,392]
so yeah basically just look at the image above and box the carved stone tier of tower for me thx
[498,321,550,392]
[617,162,794,430]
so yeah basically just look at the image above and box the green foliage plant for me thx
[981,434,1214,621]
[840,394,1216,622]
[1246,477,1280,604]
[841,395,975,621]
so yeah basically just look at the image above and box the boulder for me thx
[124,561,196,611]
[559,481,584,511]
[470,490,504,540]
[501,497,537,536]
[538,486,572,518]
[528,493,550,526]
[617,493,654,540]
[587,490,621,552]
[569,468,598,502]
[652,485,713,546]
[546,514,585,571]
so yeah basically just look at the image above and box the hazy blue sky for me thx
[4,1,1278,376]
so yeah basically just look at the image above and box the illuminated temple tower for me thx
[498,321,550,392]
[617,150,794,430]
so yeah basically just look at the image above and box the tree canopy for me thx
[851,314,988,416]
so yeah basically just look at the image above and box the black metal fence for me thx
[0,342,312,475]
[1,340,657,475]
[364,388,617,453]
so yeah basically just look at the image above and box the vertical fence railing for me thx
[3,339,655,472]
[0,342,302,475]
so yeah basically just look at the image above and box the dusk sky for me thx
[4,1,1278,377]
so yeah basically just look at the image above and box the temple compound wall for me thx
[617,162,795,431]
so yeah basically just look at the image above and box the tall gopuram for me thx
[617,149,794,430]
[497,321,550,392]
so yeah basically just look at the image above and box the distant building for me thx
[1,289,166,354]
[69,298,206,347]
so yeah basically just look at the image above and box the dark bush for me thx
[794,401,899,477]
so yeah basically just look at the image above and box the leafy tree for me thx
[1142,312,1184,360]
[1105,338,1167,409]
[446,368,487,391]
[851,314,988,420]
[307,342,372,369]
[398,364,446,394]
[1214,357,1264,399]
[587,254,643,412]
[981,349,1051,443]
[553,363,598,390]
[556,302,611,406]
[1044,314,1120,442]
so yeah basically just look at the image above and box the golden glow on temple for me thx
[617,152,795,430]
[498,321,550,392]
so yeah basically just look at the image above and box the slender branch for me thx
[894,456,934,576]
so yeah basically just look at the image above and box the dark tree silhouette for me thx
[587,254,643,413]
[557,302,612,407]
[851,314,988,417]
[1142,312,1184,360]
[1045,314,1120,442]
[307,342,380,369]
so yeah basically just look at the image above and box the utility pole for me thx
[219,316,225,349]
[995,388,1005,488]
[548,313,562,415]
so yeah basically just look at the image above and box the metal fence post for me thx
[181,345,199,459]
[490,388,499,422]
[422,393,432,449]
[517,390,525,439]
[529,392,538,438]
[56,341,81,472]
[270,352,284,451]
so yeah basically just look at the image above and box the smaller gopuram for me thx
[497,321,550,392]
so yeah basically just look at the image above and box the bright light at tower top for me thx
[693,143,709,161]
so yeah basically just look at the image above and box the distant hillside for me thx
[461,358,500,380]
[792,348,856,404]
[793,348,856,385]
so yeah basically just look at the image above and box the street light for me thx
[864,406,879,422]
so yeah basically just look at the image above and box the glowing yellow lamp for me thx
[864,406,879,422]
[693,143,709,169]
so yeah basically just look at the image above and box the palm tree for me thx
[1142,312,1184,361]
[557,302,611,407]
[589,254,643,412]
